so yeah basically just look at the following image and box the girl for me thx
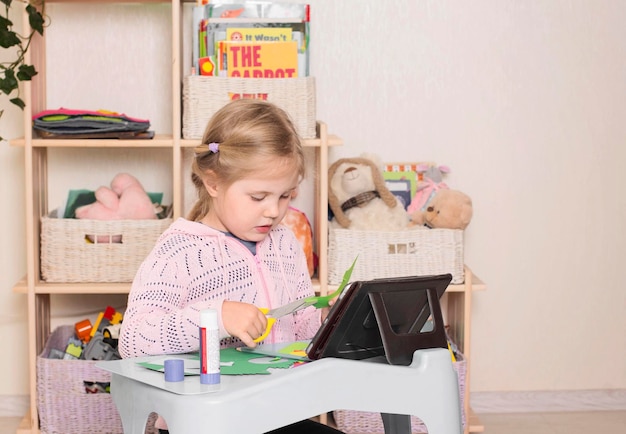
[119,99,343,434]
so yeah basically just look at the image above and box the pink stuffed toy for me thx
[75,173,156,243]
[407,164,450,214]
[76,173,156,221]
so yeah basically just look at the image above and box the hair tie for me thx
[194,142,220,156]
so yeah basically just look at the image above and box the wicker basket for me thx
[328,227,464,285]
[182,76,316,139]
[40,214,172,282]
[37,326,122,434]
[37,326,159,434]
[333,354,466,433]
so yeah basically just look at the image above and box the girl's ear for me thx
[202,170,220,198]
[291,187,299,200]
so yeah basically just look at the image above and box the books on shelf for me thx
[192,2,310,78]
[383,171,417,210]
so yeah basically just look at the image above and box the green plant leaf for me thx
[0,0,44,121]
[0,26,20,49]
[17,64,37,81]
[10,96,25,109]
[0,13,12,28]
[27,4,44,35]
[0,69,18,95]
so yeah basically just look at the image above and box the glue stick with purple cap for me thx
[199,309,220,385]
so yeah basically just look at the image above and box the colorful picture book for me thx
[383,169,418,210]
[383,162,442,210]
[192,2,310,77]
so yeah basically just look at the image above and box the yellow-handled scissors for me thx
[254,256,358,343]
[254,298,318,343]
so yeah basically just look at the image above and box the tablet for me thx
[306,273,452,366]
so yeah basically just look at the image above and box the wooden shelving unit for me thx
[10,1,485,433]
[446,266,486,434]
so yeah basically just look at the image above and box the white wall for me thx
[1,0,625,402]
[311,0,626,392]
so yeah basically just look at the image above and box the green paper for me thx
[219,348,296,375]
[137,362,166,372]
[137,348,298,377]
[314,255,358,307]
[338,256,358,293]
[136,360,197,376]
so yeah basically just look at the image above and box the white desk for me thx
[97,348,462,434]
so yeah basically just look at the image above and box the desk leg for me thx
[381,413,411,434]
[111,373,152,434]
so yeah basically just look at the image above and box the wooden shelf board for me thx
[468,408,485,433]
[470,274,487,291]
[13,277,131,295]
[11,132,342,151]
[17,411,35,434]
[447,284,469,293]
[13,272,483,295]
[10,134,175,148]
[13,278,320,294]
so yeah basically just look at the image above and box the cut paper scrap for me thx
[279,341,309,358]
[238,340,311,361]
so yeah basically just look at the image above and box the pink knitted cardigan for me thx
[119,218,321,359]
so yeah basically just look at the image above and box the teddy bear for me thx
[75,173,157,243]
[410,189,473,230]
[328,156,409,231]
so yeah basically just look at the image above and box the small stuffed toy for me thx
[75,173,157,243]
[328,156,409,231]
[410,189,473,230]
[76,173,156,220]
[407,164,450,214]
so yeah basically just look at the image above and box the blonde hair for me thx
[188,99,305,221]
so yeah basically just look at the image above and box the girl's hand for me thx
[221,301,268,348]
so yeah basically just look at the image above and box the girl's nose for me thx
[264,201,279,219]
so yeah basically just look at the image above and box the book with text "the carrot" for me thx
[224,40,298,78]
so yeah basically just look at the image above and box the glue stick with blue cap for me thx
[199,309,220,385]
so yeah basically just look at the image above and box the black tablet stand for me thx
[368,283,449,366]
[367,276,454,434]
